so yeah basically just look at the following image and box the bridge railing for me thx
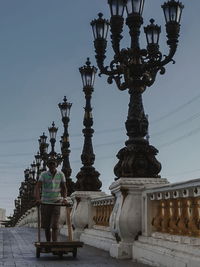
[91,195,115,227]
[16,195,115,230]
[142,178,200,238]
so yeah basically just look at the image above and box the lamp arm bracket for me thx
[98,59,122,78]
[142,70,158,87]
[109,75,127,91]
[159,44,177,67]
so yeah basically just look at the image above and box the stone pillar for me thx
[109,177,168,259]
[71,191,106,240]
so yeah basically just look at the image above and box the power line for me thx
[0,93,200,145]
[151,93,200,124]
[158,125,200,148]
[163,168,200,177]
[0,122,199,158]
[151,111,200,137]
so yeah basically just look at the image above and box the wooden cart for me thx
[34,202,83,258]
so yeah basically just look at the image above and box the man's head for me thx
[47,158,57,173]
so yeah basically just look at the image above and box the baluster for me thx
[107,204,114,226]
[99,205,104,225]
[97,205,101,225]
[93,204,98,224]
[177,198,189,235]
[104,204,109,226]
[100,203,105,226]
[168,199,179,234]
[188,197,200,237]
[152,200,162,232]
[161,199,170,233]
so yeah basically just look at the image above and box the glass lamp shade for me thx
[31,161,36,172]
[79,58,97,88]
[144,19,161,45]
[39,132,47,145]
[44,143,49,154]
[18,197,21,204]
[58,96,72,119]
[108,0,127,16]
[24,168,30,176]
[23,183,28,190]
[162,0,184,24]
[35,152,42,165]
[60,138,63,150]
[126,0,145,16]
[91,13,110,40]
[48,122,58,139]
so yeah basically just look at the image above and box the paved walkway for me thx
[0,227,151,267]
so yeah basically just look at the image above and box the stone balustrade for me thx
[141,178,200,237]
[91,195,115,227]
[132,178,200,267]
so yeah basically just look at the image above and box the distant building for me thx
[0,208,6,227]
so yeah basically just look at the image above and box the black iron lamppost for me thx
[58,96,75,196]
[75,58,101,191]
[91,0,184,179]
[38,132,49,171]
[31,161,36,181]
[48,121,58,157]
[48,122,62,165]
[35,151,42,180]
[24,167,35,205]
[24,168,30,181]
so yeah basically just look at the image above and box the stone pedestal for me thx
[71,191,106,240]
[109,177,168,259]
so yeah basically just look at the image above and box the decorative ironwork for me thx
[91,0,184,179]
[35,151,42,181]
[58,96,75,196]
[38,132,49,171]
[75,58,102,191]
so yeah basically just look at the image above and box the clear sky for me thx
[0,0,198,216]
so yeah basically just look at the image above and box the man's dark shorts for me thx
[41,204,60,229]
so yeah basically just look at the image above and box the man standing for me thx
[34,158,67,242]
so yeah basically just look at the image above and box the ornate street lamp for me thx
[91,0,184,179]
[75,58,101,191]
[24,168,30,181]
[31,161,36,180]
[48,121,58,157]
[58,96,75,196]
[35,151,42,180]
[48,122,62,165]
[38,132,49,171]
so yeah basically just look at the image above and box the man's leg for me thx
[52,228,58,242]
[45,228,51,242]
[41,205,52,242]
[51,206,61,242]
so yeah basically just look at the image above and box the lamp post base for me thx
[71,191,107,241]
[75,166,102,191]
[114,141,162,179]
[109,177,169,259]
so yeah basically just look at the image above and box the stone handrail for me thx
[91,195,115,227]
[142,178,200,237]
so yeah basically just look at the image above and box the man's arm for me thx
[61,182,67,199]
[34,181,42,202]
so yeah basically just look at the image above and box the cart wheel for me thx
[73,248,77,258]
[36,248,40,258]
